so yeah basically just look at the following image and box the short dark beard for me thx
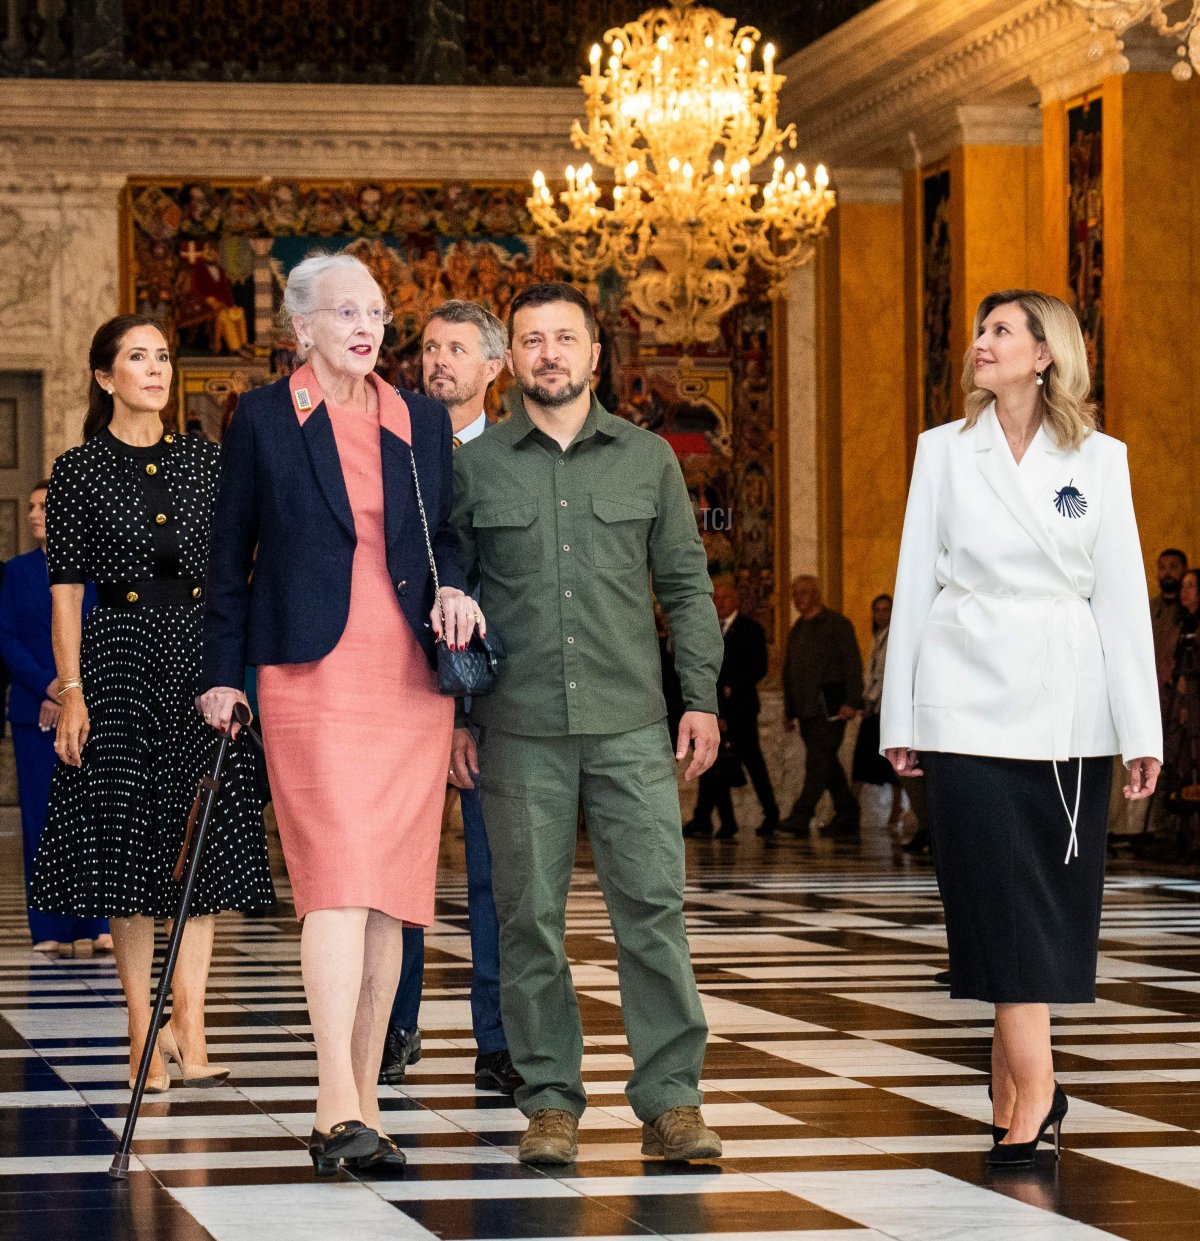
[428,376,482,411]
[520,373,589,409]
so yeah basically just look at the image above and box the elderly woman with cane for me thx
[200,253,481,1177]
[30,314,275,1093]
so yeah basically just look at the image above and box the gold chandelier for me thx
[1074,1,1200,79]
[528,0,835,347]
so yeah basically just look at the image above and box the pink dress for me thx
[257,365,453,922]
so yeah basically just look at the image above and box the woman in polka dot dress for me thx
[30,316,275,1091]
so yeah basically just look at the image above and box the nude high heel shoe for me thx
[128,1028,170,1094]
[159,1022,231,1088]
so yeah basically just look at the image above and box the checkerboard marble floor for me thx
[3,807,1200,1241]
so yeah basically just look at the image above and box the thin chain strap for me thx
[409,450,446,637]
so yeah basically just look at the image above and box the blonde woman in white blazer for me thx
[881,290,1161,1168]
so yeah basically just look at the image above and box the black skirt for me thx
[923,751,1113,1004]
[852,714,897,786]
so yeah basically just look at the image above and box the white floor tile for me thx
[167,1182,438,1241]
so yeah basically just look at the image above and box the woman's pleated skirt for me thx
[922,751,1113,1004]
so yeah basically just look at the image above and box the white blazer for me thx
[880,405,1162,767]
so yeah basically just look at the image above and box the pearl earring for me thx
[1035,371,1044,386]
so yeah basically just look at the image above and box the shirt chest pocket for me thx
[474,499,541,577]
[589,493,656,570]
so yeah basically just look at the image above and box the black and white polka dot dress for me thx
[30,428,275,918]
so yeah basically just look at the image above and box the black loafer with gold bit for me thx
[345,1134,407,1177]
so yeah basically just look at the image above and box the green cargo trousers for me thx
[478,720,709,1122]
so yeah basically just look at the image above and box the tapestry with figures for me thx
[122,178,779,630]
[1068,96,1103,419]
[921,167,953,429]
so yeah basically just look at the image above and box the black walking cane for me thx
[109,701,262,1180]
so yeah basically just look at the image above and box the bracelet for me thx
[56,679,83,698]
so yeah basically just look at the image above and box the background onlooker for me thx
[0,482,106,954]
[655,601,686,753]
[851,593,904,830]
[684,579,777,840]
[1160,568,1200,858]
[1152,549,1188,698]
[1114,549,1192,851]
[779,575,863,838]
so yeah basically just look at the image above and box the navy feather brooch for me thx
[1054,479,1087,519]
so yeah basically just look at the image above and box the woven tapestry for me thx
[1068,96,1103,418]
[921,167,953,428]
[123,178,777,628]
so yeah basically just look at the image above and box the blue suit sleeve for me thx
[202,399,260,692]
[0,566,55,701]
[431,407,467,594]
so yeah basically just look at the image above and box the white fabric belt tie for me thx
[1053,757,1083,864]
[1042,597,1083,864]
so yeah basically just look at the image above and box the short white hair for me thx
[280,252,380,357]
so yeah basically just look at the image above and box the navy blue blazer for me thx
[0,548,96,726]
[201,367,466,692]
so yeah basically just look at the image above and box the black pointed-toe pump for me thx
[987,1083,1008,1145]
[986,1083,1068,1167]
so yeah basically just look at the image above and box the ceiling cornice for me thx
[0,80,583,182]
[777,0,1127,168]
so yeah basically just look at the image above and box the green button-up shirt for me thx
[452,394,721,736]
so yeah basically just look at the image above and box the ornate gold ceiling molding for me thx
[908,102,1044,167]
[778,0,1116,167]
[0,80,582,182]
[1028,17,1179,100]
[829,167,904,204]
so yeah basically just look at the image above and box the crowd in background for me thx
[679,548,1198,866]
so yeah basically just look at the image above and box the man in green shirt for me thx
[452,282,724,1165]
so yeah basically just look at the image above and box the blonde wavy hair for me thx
[961,289,1097,450]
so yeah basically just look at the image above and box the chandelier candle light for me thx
[1074,1,1200,79]
[529,0,835,347]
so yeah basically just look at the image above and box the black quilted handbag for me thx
[435,625,506,697]
[409,449,505,697]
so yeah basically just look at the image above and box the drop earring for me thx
[1035,370,1044,386]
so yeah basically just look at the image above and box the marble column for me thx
[783,261,819,586]
[1101,69,1200,566]
[941,107,1045,421]
[812,169,910,650]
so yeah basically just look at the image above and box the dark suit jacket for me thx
[202,368,466,692]
[782,607,864,720]
[718,612,768,723]
[0,548,96,726]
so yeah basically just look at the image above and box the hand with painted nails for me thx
[431,586,485,651]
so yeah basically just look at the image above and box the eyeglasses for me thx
[311,305,394,326]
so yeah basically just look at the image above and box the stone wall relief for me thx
[0,178,121,466]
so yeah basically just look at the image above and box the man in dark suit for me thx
[780,575,863,837]
[379,300,522,1098]
[683,579,779,839]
